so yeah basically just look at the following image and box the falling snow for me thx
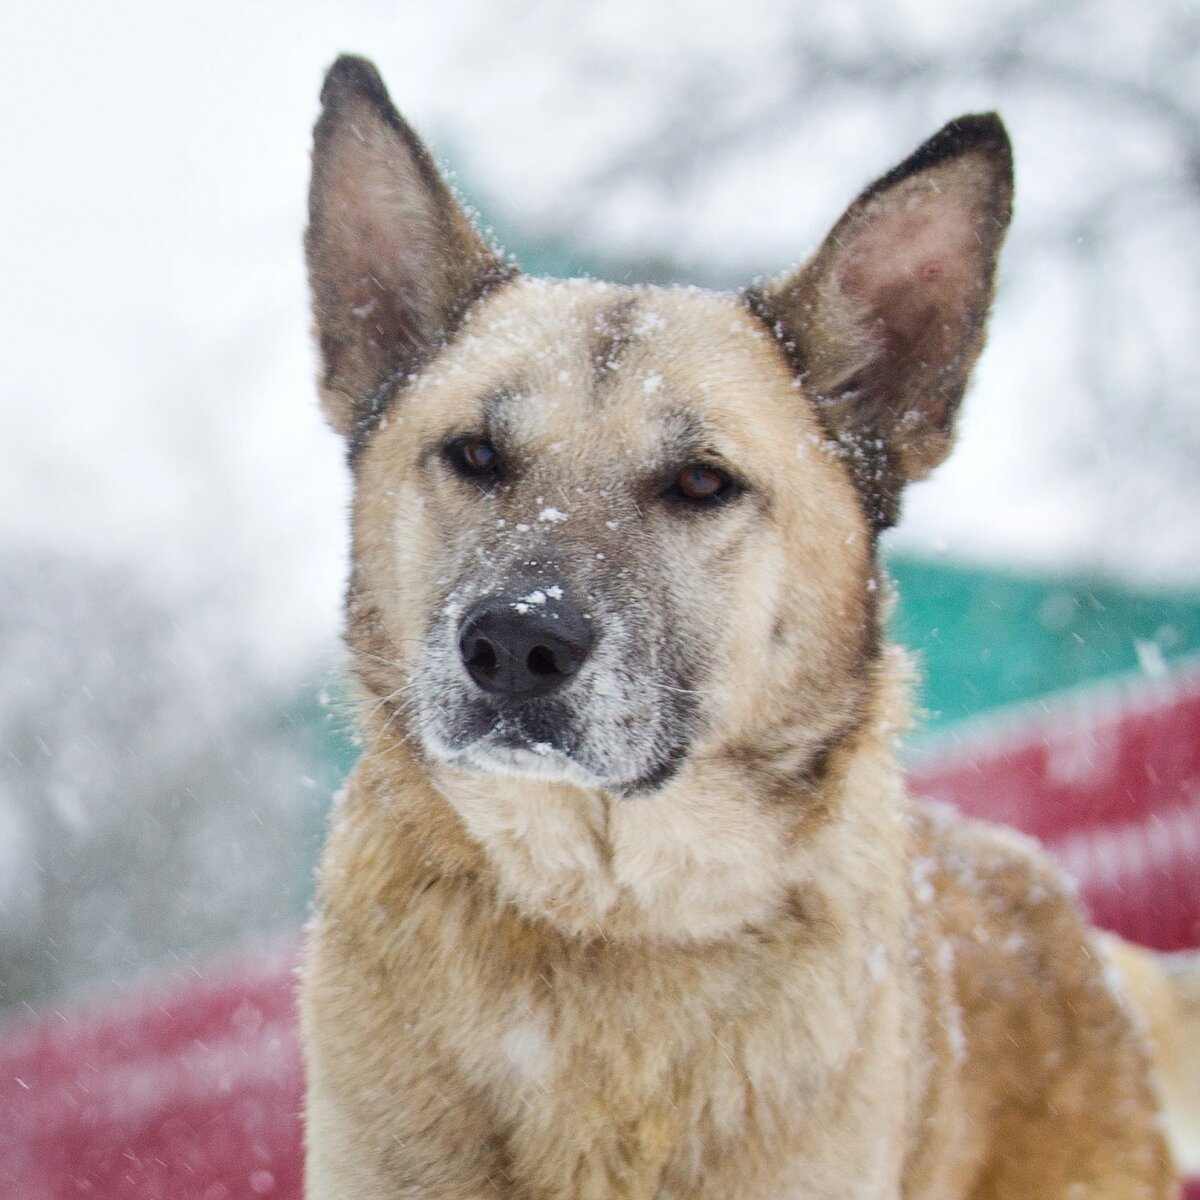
[2,4,1199,1193]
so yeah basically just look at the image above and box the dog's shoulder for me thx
[907,797,1105,1025]
[907,800,1173,1191]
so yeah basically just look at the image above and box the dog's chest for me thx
[446,778,802,941]
[475,983,758,1196]
[445,915,886,1200]
[495,1011,556,1083]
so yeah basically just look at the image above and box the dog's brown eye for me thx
[445,436,501,481]
[667,464,738,506]
[462,439,497,471]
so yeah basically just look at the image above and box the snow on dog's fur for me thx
[301,55,1186,1198]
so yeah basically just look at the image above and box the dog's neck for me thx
[346,646,915,945]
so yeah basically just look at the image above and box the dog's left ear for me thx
[747,114,1012,529]
[306,56,515,439]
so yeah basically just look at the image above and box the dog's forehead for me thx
[406,277,808,452]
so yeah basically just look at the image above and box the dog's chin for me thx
[456,740,606,790]
[419,722,683,797]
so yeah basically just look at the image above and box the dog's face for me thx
[307,57,1012,804]
[348,280,877,796]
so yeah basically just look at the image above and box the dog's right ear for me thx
[306,56,515,439]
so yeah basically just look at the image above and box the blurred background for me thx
[3,0,1199,1012]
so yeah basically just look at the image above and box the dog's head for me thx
[307,56,1011,804]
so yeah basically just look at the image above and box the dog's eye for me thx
[445,436,501,482]
[665,464,739,507]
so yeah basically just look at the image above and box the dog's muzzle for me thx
[457,595,594,702]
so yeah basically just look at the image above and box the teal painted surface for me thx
[285,684,360,798]
[887,558,1200,731]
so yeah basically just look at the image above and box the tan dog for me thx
[300,55,1195,1199]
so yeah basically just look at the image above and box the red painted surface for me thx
[2,668,1198,1199]
[0,945,303,1200]
[910,664,1200,953]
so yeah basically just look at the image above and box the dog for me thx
[300,54,1198,1199]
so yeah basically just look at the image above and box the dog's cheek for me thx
[380,485,448,656]
[768,530,877,745]
[720,532,790,710]
[349,447,463,709]
[648,520,776,740]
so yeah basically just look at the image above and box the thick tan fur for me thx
[301,56,1185,1199]
[1098,936,1200,1177]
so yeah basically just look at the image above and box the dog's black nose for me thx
[458,596,594,700]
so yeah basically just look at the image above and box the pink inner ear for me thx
[837,188,983,366]
[325,161,425,311]
[317,125,445,366]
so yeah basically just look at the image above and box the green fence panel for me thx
[887,557,1200,733]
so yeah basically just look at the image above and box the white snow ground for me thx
[2,0,1198,1004]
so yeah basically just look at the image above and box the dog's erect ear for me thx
[306,56,515,439]
[747,114,1012,529]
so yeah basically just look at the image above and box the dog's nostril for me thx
[465,637,498,674]
[526,644,558,677]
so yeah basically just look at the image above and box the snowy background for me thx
[3,0,1199,1009]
